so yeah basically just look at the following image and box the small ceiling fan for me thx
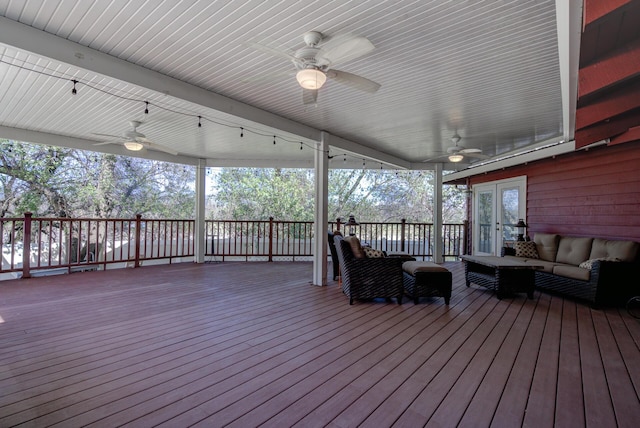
[423,131,489,163]
[247,31,381,104]
[93,121,178,155]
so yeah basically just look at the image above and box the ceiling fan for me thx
[247,31,381,104]
[93,120,178,155]
[423,131,489,163]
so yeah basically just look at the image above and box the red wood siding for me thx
[576,0,640,149]
[469,142,640,242]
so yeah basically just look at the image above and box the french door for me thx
[472,177,526,255]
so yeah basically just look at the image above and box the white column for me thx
[433,163,444,263]
[194,158,206,263]
[313,131,329,286]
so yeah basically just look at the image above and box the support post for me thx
[313,131,329,286]
[400,218,406,252]
[194,159,206,263]
[434,163,444,263]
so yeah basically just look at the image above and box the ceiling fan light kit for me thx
[296,68,326,90]
[248,30,379,104]
[448,154,464,162]
[124,141,144,151]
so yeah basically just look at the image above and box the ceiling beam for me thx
[0,125,198,165]
[555,0,583,143]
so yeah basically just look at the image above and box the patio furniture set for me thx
[330,230,640,307]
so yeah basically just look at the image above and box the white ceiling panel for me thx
[0,0,578,169]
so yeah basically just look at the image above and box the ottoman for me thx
[402,261,452,304]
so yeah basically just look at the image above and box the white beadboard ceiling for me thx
[0,0,580,170]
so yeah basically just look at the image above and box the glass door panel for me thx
[475,187,495,255]
[500,187,520,247]
[472,177,526,255]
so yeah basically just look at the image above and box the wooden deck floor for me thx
[1,261,639,427]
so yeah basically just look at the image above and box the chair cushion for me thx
[514,241,539,259]
[343,235,365,258]
[533,233,560,262]
[363,247,385,258]
[556,236,593,266]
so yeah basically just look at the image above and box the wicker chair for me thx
[328,230,341,281]
[334,235,404,305]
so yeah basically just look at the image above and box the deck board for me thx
[1,261,639,427]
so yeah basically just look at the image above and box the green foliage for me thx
[0,140,195,218]
[1,140,466,223]
[210,168,467,223]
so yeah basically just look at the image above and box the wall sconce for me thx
[516,219,528,241]
[346,214,359,236]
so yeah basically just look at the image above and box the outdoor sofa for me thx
[502,233,640,306]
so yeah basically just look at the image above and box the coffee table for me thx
[460,255,543,299]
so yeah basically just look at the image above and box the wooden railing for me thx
[1,213,467,278]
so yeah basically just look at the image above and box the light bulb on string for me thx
[300,142,303,151]
[144,101,149,115]
[198,116,202,127]
[273,136,276,145]
[240,127,244,137]
[71,79,78,95]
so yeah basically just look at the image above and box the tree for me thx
[0,140,195,219]
[209,167,467,223]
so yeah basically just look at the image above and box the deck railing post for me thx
[134,214,142,268]
[463,219,469,256]
[22,212,32,279]
[268,216,274,262]
[335,217,341,232]
[400,218,406,253]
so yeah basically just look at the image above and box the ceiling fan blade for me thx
[147,142,178,156]
[317,35,375,66]
[244,40,299,64]
[327,70,381,93]
[422,154,449,163]
[465,152,490,159]
[459,148,483,154]
[92,141,116,146]
[92,132,121,139]
[302,89,318,105]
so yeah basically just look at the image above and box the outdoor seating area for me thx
[1,261,638,427]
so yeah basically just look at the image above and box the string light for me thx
[0,64,404,163]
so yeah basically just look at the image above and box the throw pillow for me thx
[579,257,621,270]
[514,241,539,259]
[343,235,365,258]
[363,247,385,258]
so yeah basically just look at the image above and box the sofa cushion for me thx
[502,255,557,273]
[533,233,560,262]
[552,264,591,281]
[589,238,639,263]
[556,236,593,266]
[363,247,385,258]
[514,241,539,259]
[343,235,365,258]
[579,257,622,270]
[402,261,449,275]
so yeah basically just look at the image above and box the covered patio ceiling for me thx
[0,0,581,172]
